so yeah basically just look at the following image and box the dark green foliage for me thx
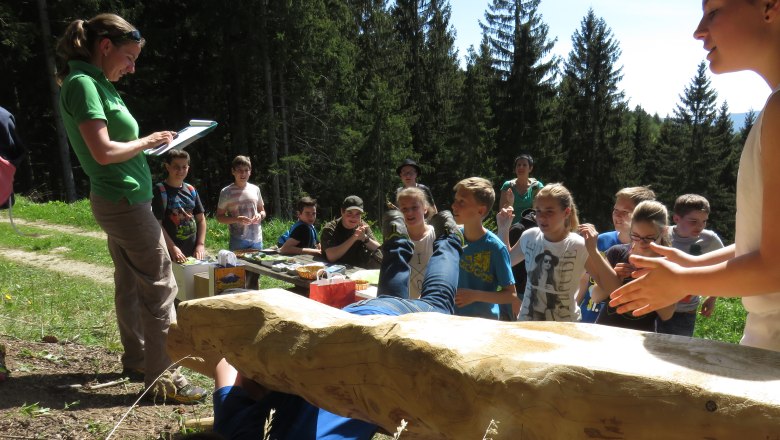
[481,0,559,180]
[653,62,736,242]
[557,9,627,228]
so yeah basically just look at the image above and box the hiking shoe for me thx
[430,210,464,245]
[148,381,208,405]
[382,210,408,241]
[121,367,145,382]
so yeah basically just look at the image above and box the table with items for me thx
[235,250,379,300]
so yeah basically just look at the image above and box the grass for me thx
[0,223,114,267]
[693,297,747,344]
[11,196,381,250]
[0,259,119,348]
[12,197,101,231]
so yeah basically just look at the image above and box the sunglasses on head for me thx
[104,30,142,43]
[122,30,142,42]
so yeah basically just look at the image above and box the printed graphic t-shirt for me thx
[456,229,514,319]
[515,228,588,322]
[217,183,264,244]
[152,182,204,257]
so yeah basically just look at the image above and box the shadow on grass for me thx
[0,371,212,410]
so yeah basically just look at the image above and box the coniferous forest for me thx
[2,0,751,242]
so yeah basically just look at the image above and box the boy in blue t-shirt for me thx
[451,177,516,319]
[278,196,321,256]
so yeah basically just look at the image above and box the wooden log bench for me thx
[168,288,780,439]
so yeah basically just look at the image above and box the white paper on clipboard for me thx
[145,119,218,156]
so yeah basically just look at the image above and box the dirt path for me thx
[0,247,114,284]
[0,216,106,239]
[0,218,112,284]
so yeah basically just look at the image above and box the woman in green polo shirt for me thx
[56,13,204,404]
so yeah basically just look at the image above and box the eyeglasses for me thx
[629,232,658,244]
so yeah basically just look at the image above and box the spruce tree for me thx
[450,38,499,184]
[653,62,720,208]
[558,9,627,227]
[709,101,738,242]
[480,0,558,177]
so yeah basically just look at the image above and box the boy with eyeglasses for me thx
[656,194,725,337]
[578,186,656,323]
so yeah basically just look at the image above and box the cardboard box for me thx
[209,264,247,295]
[173,261,215,301]
[193,272,210,299]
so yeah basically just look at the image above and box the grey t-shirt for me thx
[670,226,725,312]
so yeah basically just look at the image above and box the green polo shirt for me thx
[59,60,152,204]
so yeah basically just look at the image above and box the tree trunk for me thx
[278,65,291,216]
[170,289,780,440]
[36,0,76,202]
[226,12,248,158]
[260,0,281,218]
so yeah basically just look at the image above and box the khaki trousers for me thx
[90,193,183,387]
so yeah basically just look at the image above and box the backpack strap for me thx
[184,183,196,198]
[155,182,168,212]
[157,182,197,213]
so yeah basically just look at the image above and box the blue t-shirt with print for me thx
[580,230,622,323]
[456,229,515,319]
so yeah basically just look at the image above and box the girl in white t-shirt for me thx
[396,187,435,299]
[610,0,780,352]
[498,183,609,322]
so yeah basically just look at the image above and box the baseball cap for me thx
[341,195,364,212]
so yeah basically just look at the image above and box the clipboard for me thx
[145,119,218,156]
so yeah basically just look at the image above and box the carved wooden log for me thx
[169,289,780,439]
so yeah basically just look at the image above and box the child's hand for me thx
[699,296,717,317]
[502,187,515,208]
[496,207,514,231]
[578,223,599,250]
[610,256,688,316]
[614,263,635,279]
[354,224,368,241]
[647,243,699,267]
[193,244,206,260]
[454,288,477,307]
[170,245,187,263]
[236,216,253,225]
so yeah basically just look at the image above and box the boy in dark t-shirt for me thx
[152,150,207,262]
[320,195,382,268]
[278,196,321,256]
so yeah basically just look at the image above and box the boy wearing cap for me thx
[320,195,382,268]
[396,158,437,219]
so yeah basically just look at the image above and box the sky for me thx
[448,0,770,117]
